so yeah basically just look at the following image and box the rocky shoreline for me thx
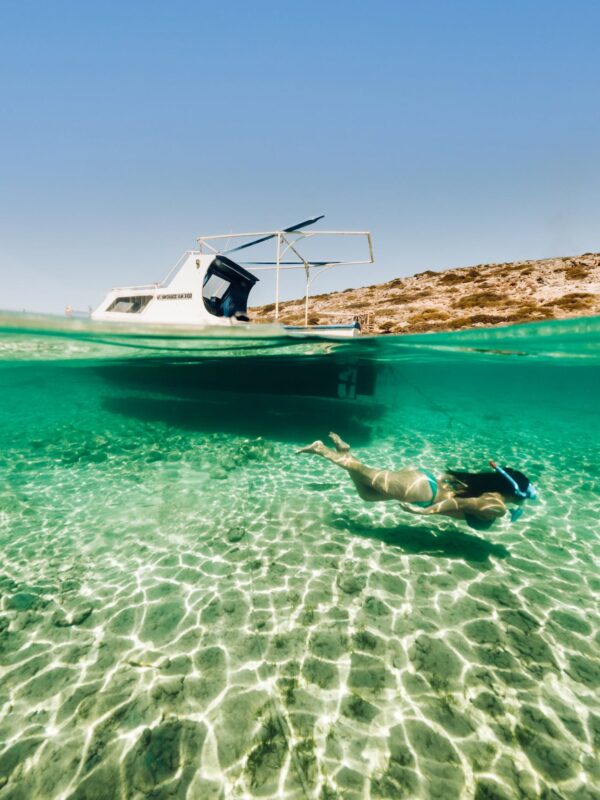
[250,252,600,334]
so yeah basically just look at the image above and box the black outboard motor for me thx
[202,256,259,321]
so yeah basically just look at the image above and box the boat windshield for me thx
[202,256,258,319]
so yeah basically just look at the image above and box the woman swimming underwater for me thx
[298,433,537,530]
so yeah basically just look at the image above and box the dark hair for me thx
[447,467,531,499]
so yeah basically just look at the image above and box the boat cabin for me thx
[92,253,258,326]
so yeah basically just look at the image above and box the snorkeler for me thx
[298,433,537,530]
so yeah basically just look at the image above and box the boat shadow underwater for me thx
[102,392,379,444]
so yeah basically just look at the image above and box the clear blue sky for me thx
[1,0,599,313]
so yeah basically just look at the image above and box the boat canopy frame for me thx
[196,223,374,325]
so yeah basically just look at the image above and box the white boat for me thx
[91,216,374,337]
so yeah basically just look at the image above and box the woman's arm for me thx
[400,494,508,520]
[398,497,461,516]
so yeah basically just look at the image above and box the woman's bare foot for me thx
[329,432,350,452]
[296,440,326,455]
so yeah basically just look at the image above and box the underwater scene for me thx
[0,313,599,800]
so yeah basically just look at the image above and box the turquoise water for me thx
[0,313,599,800]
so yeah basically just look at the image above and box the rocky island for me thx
[251,251,600,334]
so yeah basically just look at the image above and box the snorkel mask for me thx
[489,460,537,521]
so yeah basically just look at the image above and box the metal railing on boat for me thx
[197,227,374,326]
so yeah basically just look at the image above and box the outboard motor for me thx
[202,256,259,321]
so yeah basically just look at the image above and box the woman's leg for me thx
[297,438,402,501]
[327,432,383,501]
[328,432,350,453]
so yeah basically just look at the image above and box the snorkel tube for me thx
[489,460,537,521]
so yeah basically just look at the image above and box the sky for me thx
[1,0,599,313]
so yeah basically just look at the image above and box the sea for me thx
[0,313,599,800]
